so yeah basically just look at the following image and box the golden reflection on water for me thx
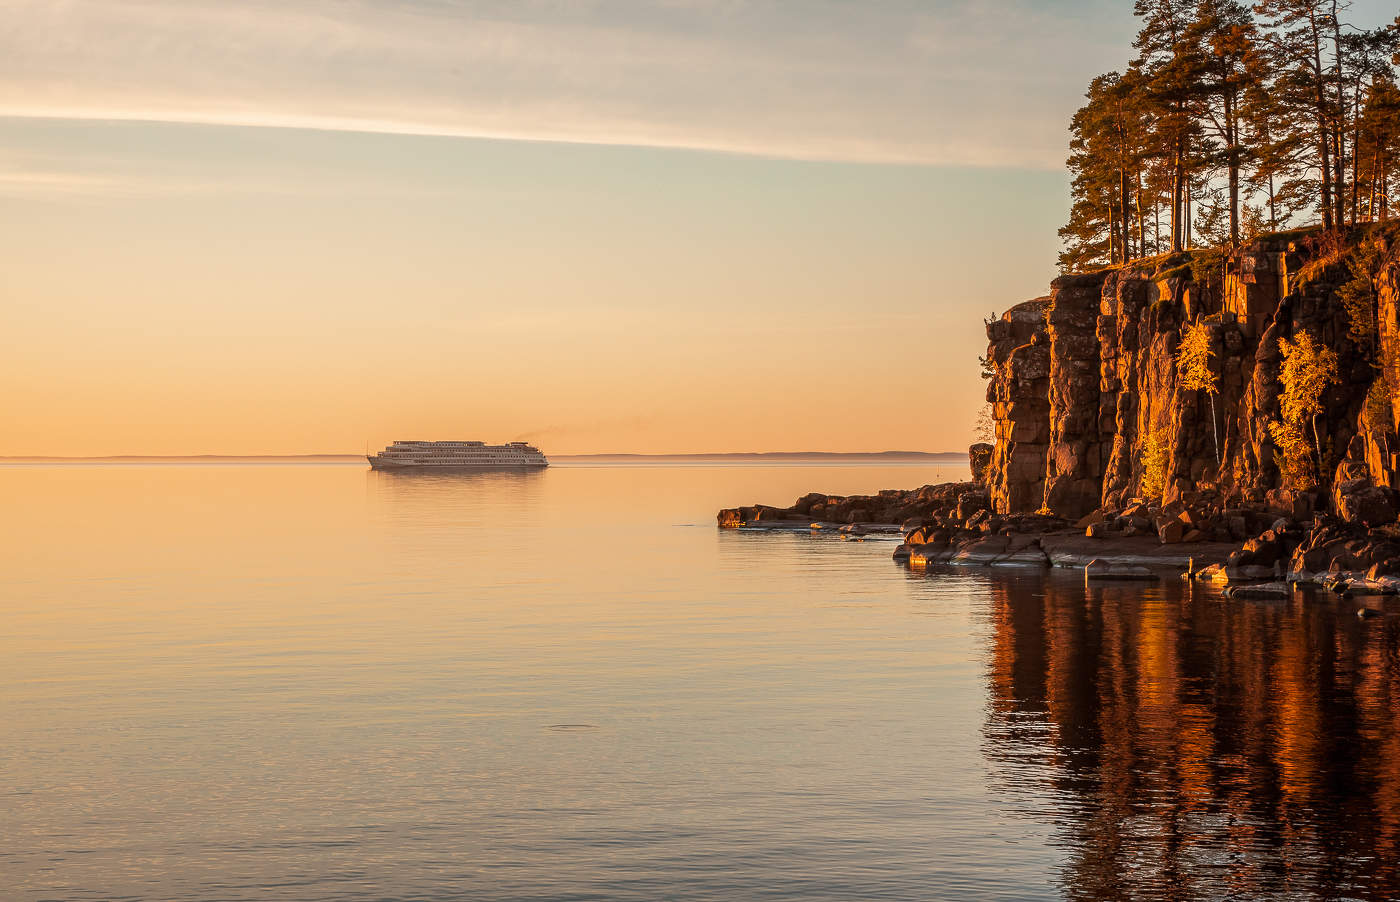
[983,572,1400,899]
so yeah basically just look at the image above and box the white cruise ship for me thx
[368,440,548,470]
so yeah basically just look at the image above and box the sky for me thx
[2,0,1393,455]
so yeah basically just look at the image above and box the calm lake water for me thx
[5,461,1400,901]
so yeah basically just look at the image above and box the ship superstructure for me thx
[368,440,548,470]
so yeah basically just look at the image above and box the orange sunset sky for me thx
[5,0,1393,456]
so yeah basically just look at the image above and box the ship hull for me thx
[368,456,548,471]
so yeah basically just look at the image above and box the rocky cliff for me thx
[985,225,1400,535]
[721,225,1400,591]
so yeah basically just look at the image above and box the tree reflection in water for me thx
[981,570,1400,900]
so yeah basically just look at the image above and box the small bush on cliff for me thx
[1267,418,1315,489]
[1364,372,1394,435]
[1294,230,1349,288]
[1188,247,1227,302]
[1139,420,1170,502]
[1338,241,1384,352]
[1177,320,1220,464]
[1271,330,1340,487]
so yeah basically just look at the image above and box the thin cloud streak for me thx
[0,107,1027,169]
[0,167,118,195]
[0,146,452,198]
[0,0,1133,169]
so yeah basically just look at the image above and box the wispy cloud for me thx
[0,150,430,198]
[0,166,120,195]
[0,0,1135,168]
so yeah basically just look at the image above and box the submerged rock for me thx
[1084,559,1158,581]
[1194,563,1228,583]
[1223,582,1293,599]
[1340,579,1400,597]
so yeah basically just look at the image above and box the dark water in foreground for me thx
[4,462,1400,901]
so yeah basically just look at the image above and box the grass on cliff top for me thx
[1070,222,1391,284]
[1257,224,1326,244]
[1290,222,1400,289]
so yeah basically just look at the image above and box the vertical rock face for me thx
[1097,267,1173,508]
[984,227,1400,523]
[1367,248,1400,488]
[1044,271,1109,519]
[1234,240,1378,511]
[1098,267,1222,509]
[984,299,1051,515]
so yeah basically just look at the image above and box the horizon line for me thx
[1,450,968,462]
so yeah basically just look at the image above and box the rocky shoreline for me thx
[720,228,1400,598]
[718,469,1400,597]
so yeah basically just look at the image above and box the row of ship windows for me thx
[384,454,538,458]
[383,456,540,460]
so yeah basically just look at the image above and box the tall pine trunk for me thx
[1120,167,1131,262]
[1350,90,1362,224]
[1109,204,1117,265]
[1331,7,1347,228]
[1269,172,1278,230]
[1185,170,1192,249]
[1318,124,1335,229]
[1171,147,1183,253]
[1225,89,1239,245]
[1136,176,1146,258]
[1367,150,1381,221]
[1310,21,1335,230]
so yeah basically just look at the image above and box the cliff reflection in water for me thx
[983,572,1400,899]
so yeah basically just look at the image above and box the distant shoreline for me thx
[557,451,964,461]
[1,451,965,463]
[0,454,366,462]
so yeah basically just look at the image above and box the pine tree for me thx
[1355,79,1400,219]
[1137,0,1207,251]
[1242,76,1316,229]
[1189,0,1262,244]
[1340,28,1398,222]
[1060,72,1150,269]
[1253,0,1347,230]
[1351,20,1400,220]
[1057,1,1397,259]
